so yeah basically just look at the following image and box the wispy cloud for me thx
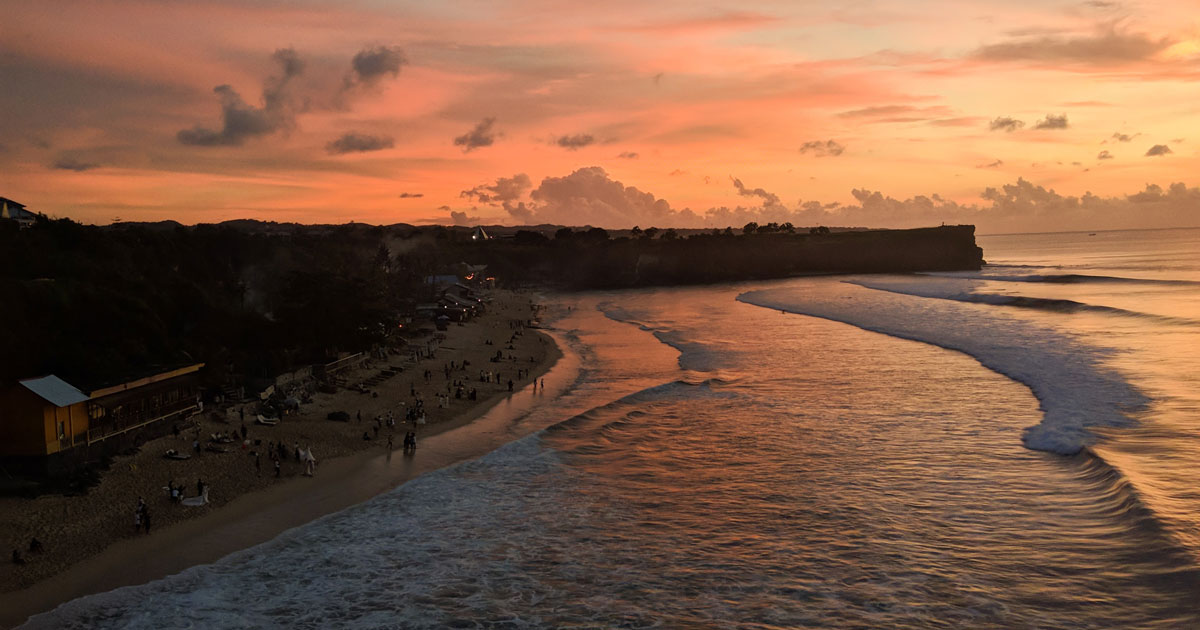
[731,176,780,206]
[454,117,498,152]
[798,140,844,157]
[178,48,304,146]
[555,134,595,150]
[972,25,1172,65]
[325,132,394,154]
[51,156,100,171]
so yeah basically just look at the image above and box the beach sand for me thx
[0,289,564,629]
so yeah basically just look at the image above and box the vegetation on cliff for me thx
[0,218,981,389]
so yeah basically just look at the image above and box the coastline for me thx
[0,291,568,629]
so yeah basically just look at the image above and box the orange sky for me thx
[1,0,1198,232]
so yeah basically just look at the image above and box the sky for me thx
[1,0,1198,233]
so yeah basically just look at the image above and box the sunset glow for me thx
[2,0,1198,231]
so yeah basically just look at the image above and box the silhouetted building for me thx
[0,197,38,228]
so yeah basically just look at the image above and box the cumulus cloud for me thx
[51,156,99,171]
[461,173,532,206]
[989,117,1024,132]
[798,140,844,157]
[178,48,304,146]
[972,25,1173,65]
[555,134,595,150]
[449,210,479,226]
[618,151,639,159]
[462,167,699,227]
[731,176,781,207]
[1145,144,1172,156]
[1098,150,1113,159]
[1034,113,1069,129]
[454,117,498,152]
[1111,132,1135,142]
[325,132,394,154]
[398,192,424,198]
[462,167,1200,233]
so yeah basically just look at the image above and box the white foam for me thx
[739,277,1149,455]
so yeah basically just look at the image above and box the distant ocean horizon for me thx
[25,227,1200,629]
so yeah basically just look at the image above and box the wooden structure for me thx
[0,364,204,475]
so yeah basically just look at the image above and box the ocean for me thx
[24,227,1200,628]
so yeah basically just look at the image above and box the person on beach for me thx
[28,537,44,554]
[275,458,282,477]
[255,452,261,476]
[142,509,152,534]
[11,549,23,565]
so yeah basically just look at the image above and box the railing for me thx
[323,352,364,376]
[86,402,199,445]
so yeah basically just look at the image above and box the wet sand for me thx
[0,291,567,629]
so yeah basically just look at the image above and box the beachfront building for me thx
[0,197,39,228]
[0,364,204,476]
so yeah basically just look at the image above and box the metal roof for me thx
[19,375,90,407]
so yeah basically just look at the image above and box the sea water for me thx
[24,228,1200,628]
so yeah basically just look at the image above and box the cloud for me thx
[836,104,953,123]
[461,173,532,206]
[463,167,1200,233]
[454,117,498,152]
[1034,114,1069,129]
[325,132,394,154]
[989,117,1024,132]
[51,156,100,171]
[929,117,982,127]
[449,210,478,226]
[178,48,304,146]
[555,134,595,150]
[528,167,699,227]
[398,192,424,199]
[972,25,1173,65]
[1097,150,1113,159]
[798,140,844,157]
[346,45,407,88]
[977,159,1004,168]
[618,151,639,159]
[1145,144,1172,156]
[463,167,699,227]
[730,176,781,206]
[1111,132,1135,142]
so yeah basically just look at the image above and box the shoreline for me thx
[0,291,569,629]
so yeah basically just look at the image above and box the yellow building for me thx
[0,364,204,474]
[0,376,90,456]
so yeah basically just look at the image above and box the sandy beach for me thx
[0,289,564,629]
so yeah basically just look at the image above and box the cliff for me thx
[470,225,985,289]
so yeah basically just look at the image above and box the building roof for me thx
[1,198,36,222]
[88,363,204,399]
[19,375,90,407]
